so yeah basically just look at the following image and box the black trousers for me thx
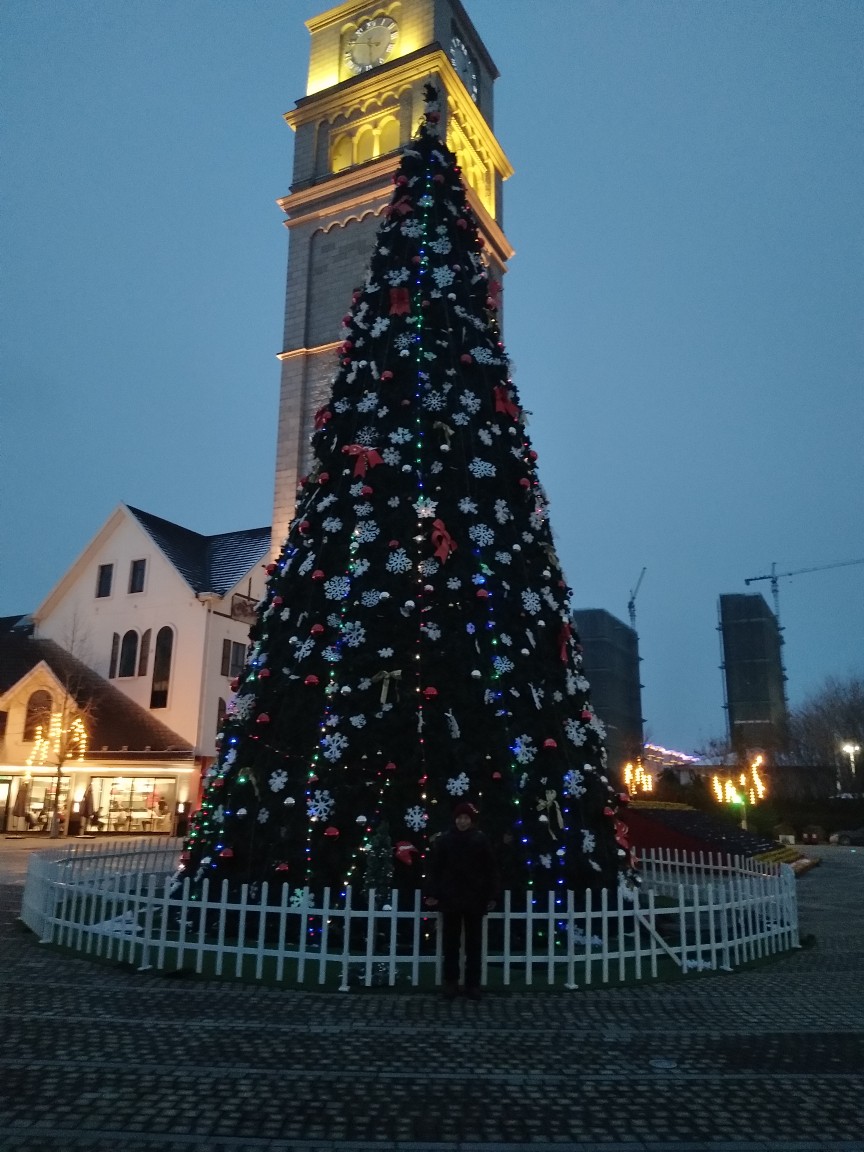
[441,904,485,988]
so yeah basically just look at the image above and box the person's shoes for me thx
[442,981,459,1000]
[465,985,482,1001]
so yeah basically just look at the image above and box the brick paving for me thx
[0,837,862,1152]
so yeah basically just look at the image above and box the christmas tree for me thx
[179,88,635,898]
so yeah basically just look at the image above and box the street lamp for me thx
[841,743,860,791]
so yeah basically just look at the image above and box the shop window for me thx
[23,690,52,742]
[108,632,120,679]
[96,563,113,598]
[150,626,174,709]
[138,629,151,677]
[91,776,177,834]
[118,630,139,678]
[128,559,146,594]
[220,639,246,679]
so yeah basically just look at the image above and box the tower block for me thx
[273,0,513,550]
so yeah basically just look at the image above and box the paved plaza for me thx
[0,836,861,1152]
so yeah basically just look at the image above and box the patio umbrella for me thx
[80,784,96,822]
[12,778,31,818]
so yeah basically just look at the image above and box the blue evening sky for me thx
[2,0,862,753]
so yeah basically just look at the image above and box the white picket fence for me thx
[19,839,799,990]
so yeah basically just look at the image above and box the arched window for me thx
[118,630,139,678]
[379,116,399,155]
[331,133,352,173]
[138,629,151,677]
[355,126,375,165]
[108,633,120,679]
[216,697,227,735]
[150,626,174,709]
[23,690,52,742]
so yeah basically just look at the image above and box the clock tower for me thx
[272,0,513,550]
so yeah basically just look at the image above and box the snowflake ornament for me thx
[269,770,288,793]
[307,790,335,820]
[512,735,537,764]
[324,575,351,600]
[321,733,349,762]
[446,772,470,796]
[405,805,429,832]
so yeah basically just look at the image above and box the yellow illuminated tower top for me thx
[272,0,513,550]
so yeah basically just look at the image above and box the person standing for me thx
[425,802,498,1000]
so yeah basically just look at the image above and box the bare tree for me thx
[783,673,864,787]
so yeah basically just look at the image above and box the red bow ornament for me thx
[387,196,413,218]
[493,384,521,421]
[557,621,572,663]
[342,444,383,477]
[430,519,457,563]
[389,286,410,315]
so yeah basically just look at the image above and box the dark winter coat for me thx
[427,827,499,912]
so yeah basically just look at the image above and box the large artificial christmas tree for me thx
[180,89,634,899]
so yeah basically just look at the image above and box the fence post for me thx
[137,873,157,971]
[677,883,688,974]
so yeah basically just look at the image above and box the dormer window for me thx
[129,559,146,594]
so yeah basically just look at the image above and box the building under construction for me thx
[572,608,644,776]
[718,593,787,755]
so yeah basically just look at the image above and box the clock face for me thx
[449,35,478,102]
[345,16,398,75]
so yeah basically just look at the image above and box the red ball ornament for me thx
[219,847,234,858]
[324,826,340,838]
[275,862,290,872]
[433,173,445,184]
[340,340,353,353]
[581,709,593,721]
[528,450,538,461]
[476,588,489,599]
[272,596,283,606]
[180,850,191,862]
[312,569,325,581]
[460,353,473,364]
[388,539,400,548]
[298,520,310,534]
[213,778,225,788]
[384,761,397,772]
[456,218,468,229]
[618,792,631,804]
[492,771,502,780]
[265,562,278,575]
[230,677,240,691]
[423,686,438,699]
[342,358,351,366]
[603,807,615,817]
[412,255,422,264]
[310,624,324,635]
[543,738,558,749]
[361,485,373,496]
[304,675,319,686]
[318,472,329,484]
[258,668,271,679]
[395,174,408,186]
[257,713,271,724]
[381,370,394,381]
[519,478,531,489]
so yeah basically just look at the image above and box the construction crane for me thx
[744,558,864,623]
[628,567,647,631]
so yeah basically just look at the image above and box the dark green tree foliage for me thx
[180,90,634,898]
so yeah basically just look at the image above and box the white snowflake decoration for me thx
[342,622,366,648]
[493,655,514,675]
[307,790,335,820]
[563,768,587,797]
[382,447,401,466]
[429,236,452,254]
[418,558,439,577]
[227,694,255,721]
[369,316,390,337]
[451,411,469,426]
[354,521,380,544]
[459,390,480,413]
[432,266,454,288]
[446,772,471,796]
[468,458,496,478]
[512,735,537,764]
[269,770,288,792]
[353,558,370,576]
[293,637,315,661]
[322,517,343,532]
[414,496,438,518]
[521,590,542,615]
[564,718,588,747]
[356,393,377,413]
[386,548,412,574]
[388,427,412,444]
[477,428,493,446]
[446,577,462,589]
[322,646,341,662]
[354,502,374,518]
[582,830,596,854]
[494,551,512,565]
[494,499,511,525]
[349,714,366,728]
[469,524,495,547]
[458,497,478,514]
[361,590,381,607]
[405,805,429,832]
[321,733,349,762]
[386,268,409,286]
[539,854,552,869]
[324,575,351,600]
[257,808,270,824]
[424,623,442,641]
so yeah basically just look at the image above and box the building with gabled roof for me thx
[0,633,195,834]
[26,505,270,823]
